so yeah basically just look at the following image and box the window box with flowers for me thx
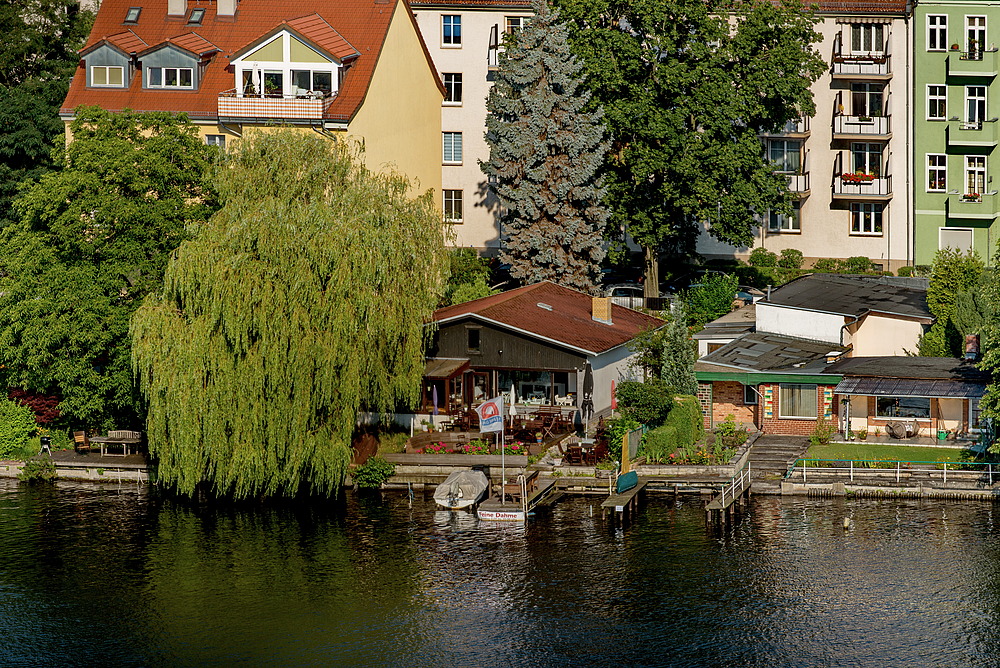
[961,192,983,202]
[841,171,876,184]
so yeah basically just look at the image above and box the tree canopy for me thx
[482,0,608,292]
[131,131,448,499]
[0,108,217,429]
[918,248,985,357]
[551,0,825,288]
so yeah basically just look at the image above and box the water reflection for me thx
[2,480,1000,666]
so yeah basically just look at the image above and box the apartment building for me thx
[698,0,914,272]
[913,0,1000,266]
[412,0,532,252]
[61,0,445,196]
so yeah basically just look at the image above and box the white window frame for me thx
[205,135,226,148]
[927,154,947,192]
[443,73,462,106]
[778,384,817,419]
[147,66,194,89]
[231,32,341,99]
[850,23,885,54]
[850,202,884,236]
[967,15,987,54]
[442,132,463,164]
[852,142,883,176]
[505,16,528,33]
[767,201,800,233]
[851,82,883,118]
[90,65,125,87]
[442,15,462,47]
[966,155,986,196]
[927,14,947,51]
[768,139,801,173]
[966,85,987,124]
[927,84,947,120]
[443,189,463,223]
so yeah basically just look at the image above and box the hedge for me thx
[641,395,703,463]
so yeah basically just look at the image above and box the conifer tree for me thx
[482,0,608,292]
[661,302,698,396]
[131,131,447,499]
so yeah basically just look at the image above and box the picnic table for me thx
[89,434,142,457]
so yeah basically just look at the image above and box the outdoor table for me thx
[88,436,142,457]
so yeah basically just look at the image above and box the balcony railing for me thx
[831,53,891,78]
[833,114,891,138]
[761,117,810,136]
[833,173,892,199]
[947,49,998,77]
[784,172,810,194]
[947,119,998,147]
[947,192,998,220]
[217,89,337,122]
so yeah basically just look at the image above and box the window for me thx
[743,385,758,405]
[778,384,817,419]
[443,132,463,164]
[966,86,987,124]
[768,139,801,173]
[707,343,725,354]
[966,155,986,196]
[443,73,462,104]
[443,15,462,46]
[90,65,124,87]
[851,202,884,235]
[291,70,333,95]
[927,85,947,120]
[876,396,931,420]
[971,397,983,432]
[852,142,883,176]
[927,14,947,50]
[851,83,883,118]
[188,7,204,24]
[851,23,884,53]
[467,327,481,353]
[205,135,226,148]
[927,154,947,191]
[124,6,141,23]
[263,71,283,96]
[939,227,974,252]
[147,67,193,89]
[768,201,801,233]
[443,189,463,223]
[967,15,987,57]
[506,16,528,33]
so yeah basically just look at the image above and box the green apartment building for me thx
[915,0,999,266]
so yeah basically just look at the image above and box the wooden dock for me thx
[705,462,752,526]
[600,478,648,526]
[477,479,558,521]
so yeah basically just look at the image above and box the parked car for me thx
[605,284,645,309]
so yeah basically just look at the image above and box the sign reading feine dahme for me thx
[475,396,505,433]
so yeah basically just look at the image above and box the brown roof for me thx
[63,0,439,121]
[433,282,664,356]
[411,0,530,7]
[812,0,908,14]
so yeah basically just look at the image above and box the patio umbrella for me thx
[432,385,439,416]
[581,362,594,427]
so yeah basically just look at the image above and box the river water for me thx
[2,479,1000,667]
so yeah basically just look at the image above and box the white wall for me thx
[585,345,640,417]
[755,302,846,344]
[849,314,924,355]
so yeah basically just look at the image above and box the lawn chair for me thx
[565,444,584,465]
[73,431,92,454]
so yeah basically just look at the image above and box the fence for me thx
[789,458,998,486]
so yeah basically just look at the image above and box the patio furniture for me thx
[89,431,142,457]
[72,431,92,454]
[565,444,584,465]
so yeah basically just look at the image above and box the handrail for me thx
[719,460,751,509]
[788,458,996,486]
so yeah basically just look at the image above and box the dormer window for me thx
[148,66,193,88]
[124,7,141,23]
[91,65,125,87]
[188,7,204,24]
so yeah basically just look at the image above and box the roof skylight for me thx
[124,6,141,23]
[188,7,205,24]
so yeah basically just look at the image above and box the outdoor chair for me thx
[72,431,92,454]
[565,444,584,465]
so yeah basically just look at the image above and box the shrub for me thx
[18,457,56,483]
[842,256,874,274]
[642,425,679,463]
[811,258,840,273]
[615,379,673,426]
[665,395,704,448]
[714,413,749,449]
[809,418,836,446]
[749,247,778,268]
[602,416,641,461]
[778,248,804,270]
[352,456,396,489]
[897,265,915,277]
[0,398,38,459]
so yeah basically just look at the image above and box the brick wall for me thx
[710,381,756,430]
[757,382,836,437]
[697,382,713,429]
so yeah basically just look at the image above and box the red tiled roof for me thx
[284,13,359,61]
[81,29,149,55]
[411,0,530,7]
[63,0,438,121]
[433,282,665,356]
[147,31,220,57]
[812,0,908,14]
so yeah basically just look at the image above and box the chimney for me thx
[965,334,980,361]
[592,297,612,324]
[167,0,186,16]
[218,0,237,17]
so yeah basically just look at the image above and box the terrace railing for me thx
[788,458,998,486]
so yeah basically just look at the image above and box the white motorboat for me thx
[433,469,489,510]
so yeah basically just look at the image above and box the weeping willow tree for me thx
[131,131,448,499]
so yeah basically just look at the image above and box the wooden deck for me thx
[600,478,648,526]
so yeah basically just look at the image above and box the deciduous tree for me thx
[482,0,608,292]
[131,131,448,499]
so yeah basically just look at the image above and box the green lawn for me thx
[804,442,971,463]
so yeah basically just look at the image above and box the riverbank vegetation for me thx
[805,443,975,464]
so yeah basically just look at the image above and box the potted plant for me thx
[951,43,960,51]
[857,428,868,441]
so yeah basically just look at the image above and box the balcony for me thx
[784,172,810,197]
[832,173,892,201]
[947,49,998,78]
[831,53,891,80]
[832,114,891,140]
[761,117,810,137]
[217,89,337,123]
[947,192,998,220]
[946,120,998,148]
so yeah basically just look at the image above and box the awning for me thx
[834,377,986,399]
[424,358,470,379]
